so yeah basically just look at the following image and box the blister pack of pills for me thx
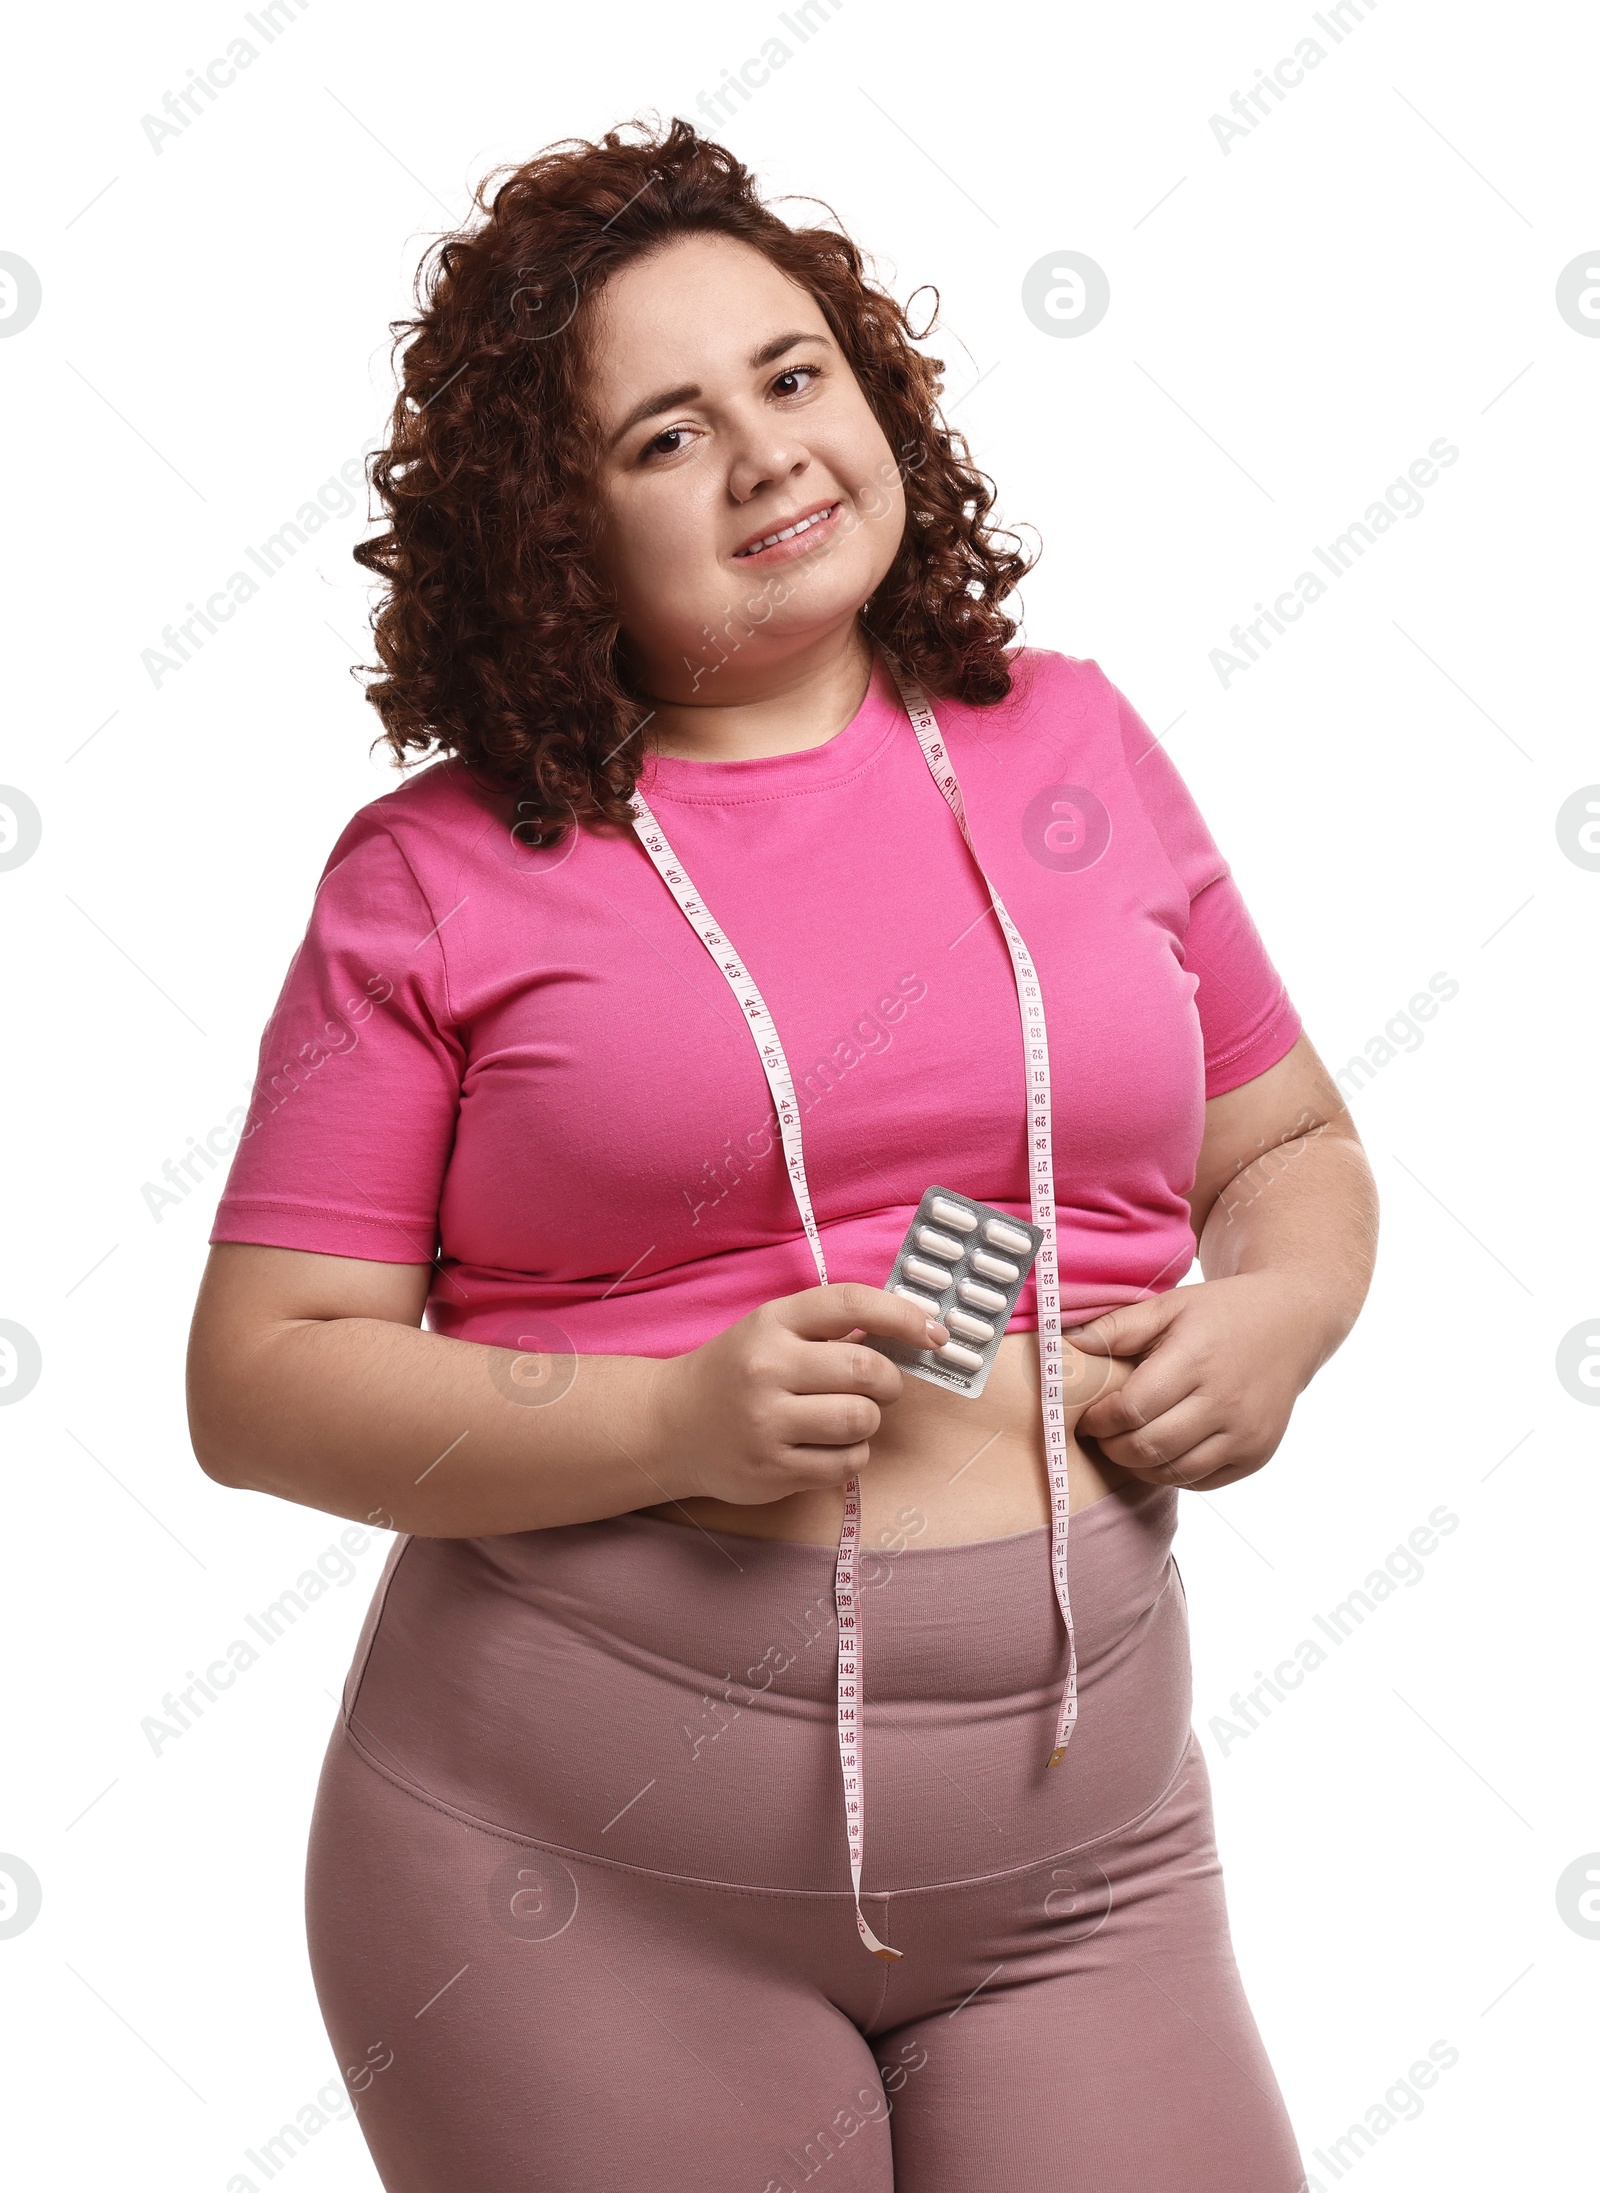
[864,1187,1045,1400]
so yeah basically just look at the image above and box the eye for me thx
[635,361,825,463]
[772,362,823,397]
[641,423,698,462]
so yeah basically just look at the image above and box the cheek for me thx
[847,471,906,556]
[601,486,717,608]
[842,440,909,575]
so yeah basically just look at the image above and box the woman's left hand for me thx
[1064,1271,1333,1492]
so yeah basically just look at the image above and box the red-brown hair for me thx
[352,113,1035,836]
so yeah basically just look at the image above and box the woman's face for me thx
[583,231,907,702]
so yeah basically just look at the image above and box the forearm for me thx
[193,1316,688,1537]
[1196,1124,1379,1377]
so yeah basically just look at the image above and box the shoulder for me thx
[948,644,1131,759]
[972,644,1123,725]
[315,756,505,909]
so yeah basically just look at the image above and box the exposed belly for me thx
[633,1329,1142,1549]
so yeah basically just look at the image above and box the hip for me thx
[337,1475,1191,1895]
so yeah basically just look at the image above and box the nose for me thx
[726,412,809,506]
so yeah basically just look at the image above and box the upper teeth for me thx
[737,504,835,555]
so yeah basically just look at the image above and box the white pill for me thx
[946,1309,995,1342]
[958,1279,1007,1313]
[905,1255,954,1290]
[984,1218,1034,1255]
[935,1338,984,1371]
[929,1197,977,1232]
[894,1285,944,1317]
[915,1225,966,1260]
[972,1250,1019,1283]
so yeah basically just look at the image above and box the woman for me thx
[188,115,1376,2191]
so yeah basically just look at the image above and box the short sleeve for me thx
[208,817,465,1264]
[1112,677,1303,1100]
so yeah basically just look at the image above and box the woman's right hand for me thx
[645,1283,950,1509]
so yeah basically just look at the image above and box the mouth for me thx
[730,497,845,563]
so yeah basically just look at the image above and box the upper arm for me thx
[191,810,465,1480]
[1102,680,1339,1240]
[1187,1030,1362,1238]
[186,1242,430,1479]
[207,818,464,1267]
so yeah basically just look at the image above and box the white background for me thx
[2,1,1595,2186]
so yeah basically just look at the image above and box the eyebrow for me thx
[606,328,831,451]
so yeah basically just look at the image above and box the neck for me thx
[639,623,877,763]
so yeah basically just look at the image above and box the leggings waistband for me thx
[342,1483,1192,1894]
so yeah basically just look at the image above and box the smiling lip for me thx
[730,498,844,563]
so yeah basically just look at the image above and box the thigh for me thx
[873,1736,1308,2193]
[305,1723,897,2193]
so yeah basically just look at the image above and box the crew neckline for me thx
[636,646,905,804]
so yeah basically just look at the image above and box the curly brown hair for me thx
[352,112,1036,836]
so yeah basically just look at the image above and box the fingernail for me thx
[924,1318,948,1344]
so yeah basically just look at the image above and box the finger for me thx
[1076,1353,1202,1440]
[1083,1395,1220,1480]
[780,1282,948,1357]
[1058,1347,1136,1411]
[1061,1295,1182,1358]
[1163,1436,1257,1491]
[778,1439,874,1486]
[1105,1445,1215,1492]
[779,1386,885,1451]
[785,1337,907,1408]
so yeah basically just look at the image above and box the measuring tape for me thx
[627,653,1076,1962]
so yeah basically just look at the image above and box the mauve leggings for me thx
[305,1480,1309,2190]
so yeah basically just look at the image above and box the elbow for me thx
[189,1412,250,1490]
[186,1370,262,1491]
[186,1310,273,1491]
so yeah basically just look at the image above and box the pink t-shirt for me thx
[209,646,1302,1360]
